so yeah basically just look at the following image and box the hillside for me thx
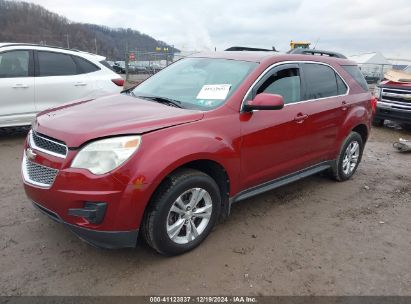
[0,0,177,60]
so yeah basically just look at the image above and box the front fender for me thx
[137,129,239,191]
[118,119,241,228]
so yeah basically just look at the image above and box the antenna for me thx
[313,38,320,50]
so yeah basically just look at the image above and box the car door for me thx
[0,50,36,127]
[298,63,349,164]
[34,51,90,112]
[240,63,312,190]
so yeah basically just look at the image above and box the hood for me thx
[34,94,204,148]
[380,80,411,89]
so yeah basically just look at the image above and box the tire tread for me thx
[142,169,217,255]
[330,131,363,182]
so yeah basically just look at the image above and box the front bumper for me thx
[22,132,153,249]
[375,105,411,124]
[32,201,139,249]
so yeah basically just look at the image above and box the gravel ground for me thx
[0,124,410,296]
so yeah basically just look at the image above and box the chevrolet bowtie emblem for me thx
[26,148,37,161]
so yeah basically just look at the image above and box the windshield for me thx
[132,58,257,110]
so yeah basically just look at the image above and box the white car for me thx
[0,43,124,127]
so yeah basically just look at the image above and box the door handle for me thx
[341,101,348,111]
[12,84,29,88]
[294,113,308,123]
[74,82,87,86]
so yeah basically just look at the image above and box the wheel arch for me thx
[335,106,370,158]
[144,158,232,223]
[333,122,368,159]
[351,123,369,144]
[182,159,231,218]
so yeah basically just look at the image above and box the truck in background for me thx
[373,67,411,128]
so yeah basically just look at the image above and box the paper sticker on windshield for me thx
[196,84,231,100]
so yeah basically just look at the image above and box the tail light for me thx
[111,78,125,87]
[371,96,377,114]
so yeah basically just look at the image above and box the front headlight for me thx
[71,135,141,174]
[374,87,381,99]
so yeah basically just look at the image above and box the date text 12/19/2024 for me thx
[149,296,257,303]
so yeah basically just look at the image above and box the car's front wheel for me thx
[142,169,221,256]
[331,131,364,181]
[372,118,384,127]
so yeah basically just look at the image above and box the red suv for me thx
[22,50,373,255]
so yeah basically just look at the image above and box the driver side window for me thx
[256,67,301,104]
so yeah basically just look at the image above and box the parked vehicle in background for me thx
[22,49,373,255]
[128,61,148,74]
[147,63,163,74]
[0,43,124,127]
[373,67,411,128]
[112,61,126,74]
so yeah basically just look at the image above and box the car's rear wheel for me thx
[331,132,364,181]
[142,169,221,256]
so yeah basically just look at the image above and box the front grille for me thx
[30,131,68,157]
[23,155,58,187]
[381,88,411,111]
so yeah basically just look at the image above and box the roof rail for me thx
[287,48,347,59]
[225,46,278,52]
[0,43,96,56]
[0,43,77,51]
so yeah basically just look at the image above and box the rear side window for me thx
[303,63,339,99]
[100,60,114,71]
[257,68,301,104]
[0,50,30,78]
[37,51,77,76]
[72,56,100,74]
[342,65,368,91]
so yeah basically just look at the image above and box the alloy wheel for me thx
[166,188,213,244]
[342,141,360,175]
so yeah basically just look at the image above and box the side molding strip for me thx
[230,161,334,204]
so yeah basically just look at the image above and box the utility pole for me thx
[64,34,69,49]
[94,38,98,54]
[125,40,129,83]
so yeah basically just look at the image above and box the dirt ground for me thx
[0,124,410,296]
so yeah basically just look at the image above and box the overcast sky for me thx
[25,0,411,58]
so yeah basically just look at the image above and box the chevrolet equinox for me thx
[22,50,374,255]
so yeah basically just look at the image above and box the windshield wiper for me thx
[128,90,137,97]
[121,88,137,97]
[136,95,183,108]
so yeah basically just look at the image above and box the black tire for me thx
[330,132,364,182]
[142,169,221,256]
[372,118,384,127]
[400,123,411,131]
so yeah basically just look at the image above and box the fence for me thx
[356,63,394,85]
[123,51,197,89]
[120,53,410,89]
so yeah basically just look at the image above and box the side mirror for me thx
[243,93,284,111]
